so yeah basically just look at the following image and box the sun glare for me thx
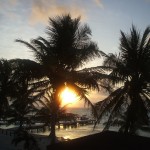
[60,87,78,106]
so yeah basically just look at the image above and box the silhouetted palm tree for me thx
[16,14,104,143]
[0,59,13,119]
[95,25,150,134]
[12,128,39,150]
[35,91,67,131]
[7,97,34,128]
[7,59,47,128]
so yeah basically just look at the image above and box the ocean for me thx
[0,107,103,140]
[67,107,93,117]
[37,107,104,139]
[1,107,150,139]
[37,107,150,139]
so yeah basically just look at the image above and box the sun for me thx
[60,87,78,106]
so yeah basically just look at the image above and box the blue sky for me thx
[0,0,150,61]
[0,0,150,106]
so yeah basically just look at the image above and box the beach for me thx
[1,107,150,150]
[1,123,150,150]
[0,124,103,150]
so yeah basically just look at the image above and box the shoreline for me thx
[48,131,150,150]
[1,124,150,150]
[1,127,150,150]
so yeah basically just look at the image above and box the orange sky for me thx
[67,90,107,108]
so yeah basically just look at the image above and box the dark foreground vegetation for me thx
[47,131,150,150]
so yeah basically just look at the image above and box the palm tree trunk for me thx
[49,86,60,144]
[50,114,56,144]
[19,120,23,128]
[124,105,133,133]
[124,118,130,133]
[125,84,138,134]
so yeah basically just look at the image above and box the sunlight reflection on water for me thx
[1,108,150,139]
[34,124,104,139]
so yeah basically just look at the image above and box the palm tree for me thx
[0,59,13,119]
[16,14,104,143]
[6,59,44,127]
[7,95,35,128]
[95,25,150,134]
[12,128,39,150]
[35,91,67,131]
[4,59,46,150]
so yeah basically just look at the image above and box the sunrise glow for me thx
[60,87,78,106]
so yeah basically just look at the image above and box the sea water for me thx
[67,107,92,117]
[34,107,104,139]
[0,107,103,139]
[57,107,102,139]
[38,107,150,139]
[1,107,150,139]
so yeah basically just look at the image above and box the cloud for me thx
[0,0,19,20]
[29,0,87,25]
[0,0,103,25]
[93,0,103,8]
[9,0,17,6]
[0,0,17,9]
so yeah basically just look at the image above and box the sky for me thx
[0,0,150,107]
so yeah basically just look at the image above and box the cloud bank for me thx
[29,0,87,25]
[0,0,104,25]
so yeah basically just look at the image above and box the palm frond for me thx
[139,26,150,52]
[95,87,127,123]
